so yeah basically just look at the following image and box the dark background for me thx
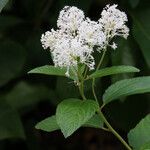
[0,0,149,150]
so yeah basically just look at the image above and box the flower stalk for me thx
[78,81,86,100]
[97,110,132,150]
[92,48,107,104]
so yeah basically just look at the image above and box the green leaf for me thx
[88,66,139,79]
[140,142,150,150]
[84,114,103,128]
[0,101,25,140]
[36,114,103,132]
[132,8,150,67]
[56,99,99,138]
[0,40,26,87]
[28,65,75,80]
[103,76,150,105]
[128,114,150,150]
[0,0,9,12]
[28,65,66,76]
[35,116,59,132]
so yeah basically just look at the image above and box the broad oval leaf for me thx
[28,65,76,80]
[128,114,150,150]
[88,66,139,79]
[35,114,103,132]
[140,142,150,150]
[83,114,103,128]
[35,116,59,132]
[56,99,99,138]
[103,76,150,105]
[28,65,66,76]
[0,0,9,12]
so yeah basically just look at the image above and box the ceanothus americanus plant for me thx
[29,4,150,150]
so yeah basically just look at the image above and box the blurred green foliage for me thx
[0,0,149,150]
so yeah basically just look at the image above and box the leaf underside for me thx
[103,76,150,105]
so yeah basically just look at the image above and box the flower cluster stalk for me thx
[97,110,132,150]
[77,52,132,150]
[78,81,86,100]
[78,66,132,150]
[92,48,107,104]
[77,66,87,100]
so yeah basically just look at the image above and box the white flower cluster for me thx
[41,5,129,75]
[99,4,129,41]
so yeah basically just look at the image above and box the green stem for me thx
[92,78,98,103]
[96,49,107,71]
[91,49,132,150]
[77,65,86,100]
[83,66,88,78]
[92,49,107,104]
[98,110,132,150]
[78,81,86,100]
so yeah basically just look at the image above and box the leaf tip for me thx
[135,68,140,72]
[35,123,40,130]
[62,131,72,138]
[27,70,32,74]
[27,69,37,74]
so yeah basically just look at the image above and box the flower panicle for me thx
[41,4,129,77]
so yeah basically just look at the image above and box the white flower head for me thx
[41,29,56,50]
[78,18,106,48]
[51,37,94,71]
[99,4,129,39]
[41,28,74,51]
[41,29,64,50]
[57,6,85,33]
[70,38,95,70]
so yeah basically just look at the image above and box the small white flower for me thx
[65,67,70,77]
[41,29,56,50]
[51,37,94,70]
[41,29,64,50]
[57,6,85,33]
[99,4,129,40]
[110,42,117,50]
[78,18,106,48]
